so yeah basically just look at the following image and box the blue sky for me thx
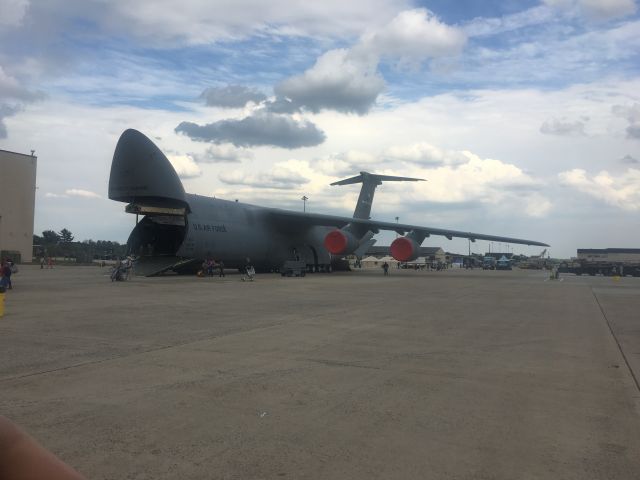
[1,0,639,257]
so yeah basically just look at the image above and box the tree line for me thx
[33,229,127,263]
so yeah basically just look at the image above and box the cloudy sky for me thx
[1,0,639,257]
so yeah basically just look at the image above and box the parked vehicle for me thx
[281,260,307,277]
[558,259,640,277]
[496,256,512,270]
[482,256,496,270]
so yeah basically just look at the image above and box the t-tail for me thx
[330,171,424,219]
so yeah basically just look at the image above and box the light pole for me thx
[395,216,399,238]
[301,195,308,212]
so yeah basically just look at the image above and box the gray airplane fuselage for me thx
[179,195,332,269]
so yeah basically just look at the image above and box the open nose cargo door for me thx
[109,129,192,276]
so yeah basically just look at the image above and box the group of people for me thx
[111,256,134,282]
[39,257,54,269]
[0,258,16,290]
[198,257,256,281]
[200,258,225,277]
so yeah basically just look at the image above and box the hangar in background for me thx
[366,245,447,264]
[577,248,640,263]
[0,149,37,263]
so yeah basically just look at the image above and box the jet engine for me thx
[324,229,359,255]
[390,236,421,262]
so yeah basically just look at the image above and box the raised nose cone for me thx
[108,129,189,210]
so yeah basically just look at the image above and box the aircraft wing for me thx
[265,208,549,247]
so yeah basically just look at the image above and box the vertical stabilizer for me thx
[330,171,424,219]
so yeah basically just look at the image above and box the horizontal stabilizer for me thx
[330,171,424,186]
[331,171,424,220]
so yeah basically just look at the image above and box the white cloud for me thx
[543,0,637,20]
[627,124,640,139]
[167,154,202,179]
[360,8,467,63]
[612,103,640,123]
[458,16,640,88]
[200,85,266,108]
[219,148,549,218]
[581,0,638,19]
[0,65,45,138]
[407,154,543,206]
[0,0,29,27]
[314,150,381,177]
[525,193,554,217]
[65,189,102,198]
[620,154,639,164]
[35,0,408,45]
[0,65,46,103]
[0,104,19,138]
[559,168,640,210]
[540,117,588,136]
[464,5,556,37]
[191,144,252,164]
[384,142,469,166]
[275,49,384,115]
[219,165,309,190]
[274,9,465,115]
[612,103,640,139]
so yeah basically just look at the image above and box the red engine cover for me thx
[324,230,349,254]
[390,237,418,262]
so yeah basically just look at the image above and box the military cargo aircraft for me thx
[108,129,548,275]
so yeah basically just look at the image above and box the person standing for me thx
[382,262,389,276]
[242,258,255,281]
[207,259,215,277]
[1,261,12,290]
[218,260,225,277]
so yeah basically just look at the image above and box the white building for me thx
[577,249,640,264]
[0,149,37,262]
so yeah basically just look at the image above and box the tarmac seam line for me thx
[591,287,640,393]
[0,313,337,383]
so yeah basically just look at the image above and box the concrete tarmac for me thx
[1,265,639,479]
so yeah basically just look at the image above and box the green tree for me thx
[58,228,74,243]
[42,230,60,245]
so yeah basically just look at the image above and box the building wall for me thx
[0,150,37,262]
[577,249,640,264]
